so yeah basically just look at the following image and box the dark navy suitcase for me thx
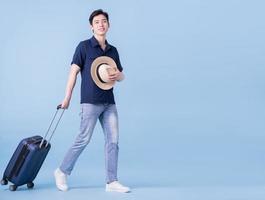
[1,105,64,191]
[1,136,51,191]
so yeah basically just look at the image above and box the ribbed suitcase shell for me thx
[3,135,51,187]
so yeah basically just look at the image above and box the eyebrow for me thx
[94,19,107,22]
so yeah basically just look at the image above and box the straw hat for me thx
[90,56,118,90]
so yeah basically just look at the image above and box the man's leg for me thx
[99,104,119,183]
[99,104,130,193]
[55,103,103,191]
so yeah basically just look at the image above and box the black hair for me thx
[89,9,109,25]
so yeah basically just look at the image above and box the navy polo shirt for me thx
[71,36,123,104]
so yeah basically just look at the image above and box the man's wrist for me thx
[117,72,124,81]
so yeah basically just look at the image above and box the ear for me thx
[90,24,94,33]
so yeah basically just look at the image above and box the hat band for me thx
[96,63,108,83]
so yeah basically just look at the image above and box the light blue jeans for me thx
[60,103,119,183]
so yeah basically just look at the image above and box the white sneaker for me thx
[54,168,68,191]
[106,181,130,193]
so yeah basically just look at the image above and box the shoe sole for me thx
[106,188,130,193]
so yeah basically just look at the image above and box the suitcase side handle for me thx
[39,105,65,148]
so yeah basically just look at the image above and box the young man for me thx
[54,9,130,193]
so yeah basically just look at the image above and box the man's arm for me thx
[61,64,81,109]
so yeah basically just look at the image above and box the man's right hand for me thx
[61,98,70,109]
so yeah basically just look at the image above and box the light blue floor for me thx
[1,135,265,200]
[1,165,265,200]
[1,181,265,200]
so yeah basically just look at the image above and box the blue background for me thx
[0,0,265,199]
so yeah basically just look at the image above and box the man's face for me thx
[91,14,109,36]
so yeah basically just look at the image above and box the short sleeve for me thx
[71,42,86,69]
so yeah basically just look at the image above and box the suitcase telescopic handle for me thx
[39,104,65,148]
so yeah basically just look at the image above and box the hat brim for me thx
[91,56,118,90]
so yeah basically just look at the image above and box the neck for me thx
[94,34,106,46]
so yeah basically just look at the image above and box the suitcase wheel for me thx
[27,182,34,189]
[9,185,17,191]
[1,178,8,185]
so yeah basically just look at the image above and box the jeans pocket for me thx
[79,105,84,120]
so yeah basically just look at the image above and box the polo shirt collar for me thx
[91,36,111,51]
